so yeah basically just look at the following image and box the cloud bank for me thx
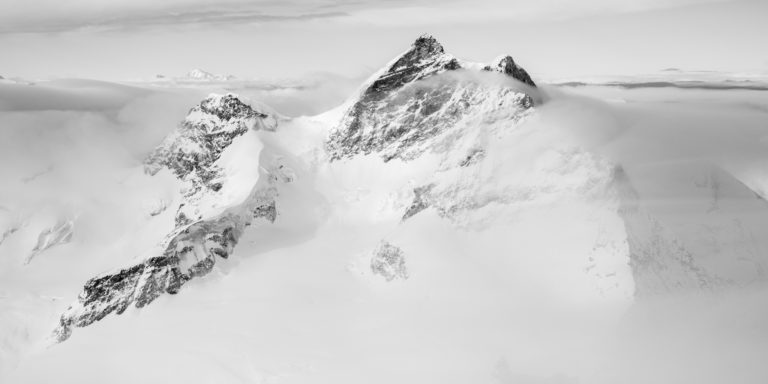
[0,0,735,34]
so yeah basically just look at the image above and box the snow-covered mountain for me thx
[3,34,768,383]
[54,94,285,341]
[41,34,768,344]
[328,34,536,161]
[182,68,235,81]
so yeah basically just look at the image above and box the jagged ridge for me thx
[327,34,537,162]
[54,94,284,342]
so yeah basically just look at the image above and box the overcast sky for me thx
[1,0,767,81]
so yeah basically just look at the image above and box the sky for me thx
[1,0,767,81]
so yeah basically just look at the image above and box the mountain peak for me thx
[411,34,445,56]
[145,93,275,178]
[485,55,536,87]
[184,68,233,81]
[186,68,214,79]
[199,93,267,122]
[327,35,536,162]
[383,34,455,77]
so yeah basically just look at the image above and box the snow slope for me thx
[2,35,768,384]
[53,94,287,342]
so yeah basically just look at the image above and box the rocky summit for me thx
[54,94,286,342]
[327,34,537,162]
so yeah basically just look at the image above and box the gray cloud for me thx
[0,0,732,34]
[554,80,768,91]
[0,9,348,34]
[0,0,431,34]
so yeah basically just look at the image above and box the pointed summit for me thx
[199,93,267,122]
[368,34,459,97]
[380,34,458,82]
[145,93,275,179]
[410,34,445,58]
[484,55,536,87]
[328,34,537,162]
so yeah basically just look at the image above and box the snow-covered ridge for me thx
[54,93,287,342]
[47,35,768,348]
[322,35,768,299]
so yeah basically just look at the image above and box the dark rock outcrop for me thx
[483,55,536,87]
[459,148,486,167]
[327,34,536,162]
[54,94,285,342]
[370,241,408,281]
[144,94,272,184]
[403,184,435,221]
[54,214,250,341]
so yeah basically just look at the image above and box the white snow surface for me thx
[1,78,768,384]
[183,69,235,82]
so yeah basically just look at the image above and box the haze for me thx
[1,0,768,81]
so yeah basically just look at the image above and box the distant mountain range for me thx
[153,68,236,82]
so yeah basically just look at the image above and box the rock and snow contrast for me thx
[54,94,286,341]
[327,34,536,161]
[2,35,768,384]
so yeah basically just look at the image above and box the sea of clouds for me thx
[1,74,767,383]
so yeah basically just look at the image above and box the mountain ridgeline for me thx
[54,95,286,342]
[48,35,768,344]
[327,34,537,161]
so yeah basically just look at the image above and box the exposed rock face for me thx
[327,34,536,162]
[332,36,768,298]
[458,148,485,167]
[483,55,536,87]
[144,93,274,185]
[402,184,435,221]
[53,213,254,342]
[370,241,408,281]
[54,94,286,342]
[144,94,279,227]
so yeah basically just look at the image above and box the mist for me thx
[1,75,768,383]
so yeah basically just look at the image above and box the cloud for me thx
[556,80,768,91]
[2,71,768,383]
[0,0,367,33]
[0,81,202,212]
[0,0,736,34]
[342,0,735,26]
[218,72,366,116]
[0,9,348,34]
